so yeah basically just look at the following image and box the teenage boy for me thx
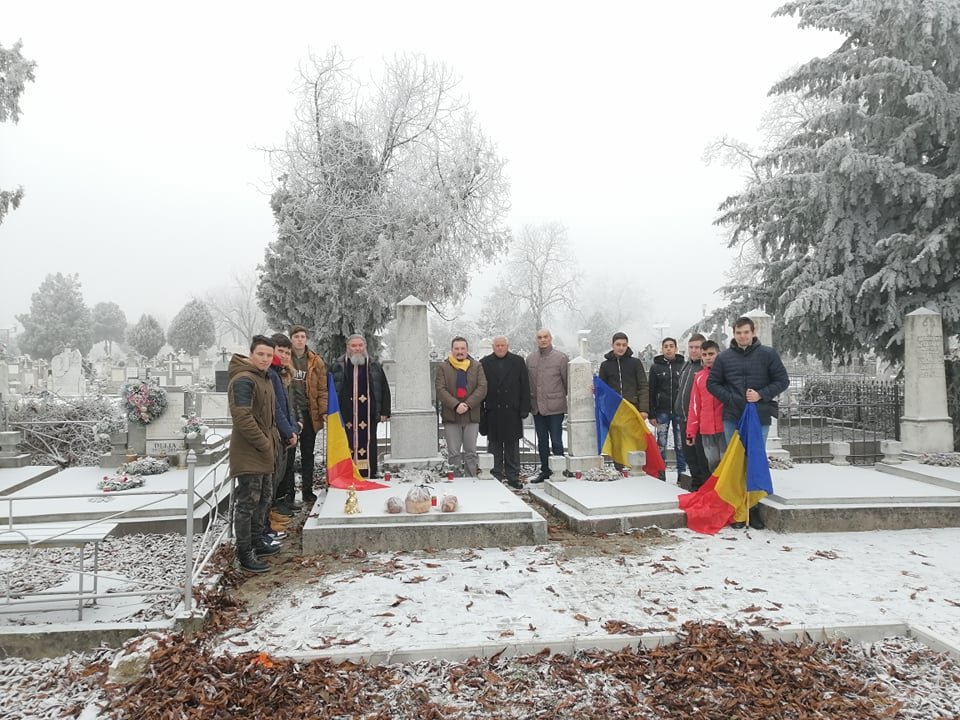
[648,337,686,481]
[289,325,327,503]
[685,340,726,486]
[228,335,279,573]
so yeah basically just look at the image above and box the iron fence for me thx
[778,375,903,465]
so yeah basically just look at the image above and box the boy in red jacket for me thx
[685,340,726,485]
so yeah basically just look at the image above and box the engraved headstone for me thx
[383,296,444,469]
[900,308,953,453]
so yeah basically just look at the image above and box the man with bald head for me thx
[526,328,569,483]
[481,336,530,490]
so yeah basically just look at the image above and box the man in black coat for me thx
[707,317,790,445]
[330,334,392,478]
[480,336,531,490]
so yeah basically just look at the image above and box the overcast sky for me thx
[0,1,840,351]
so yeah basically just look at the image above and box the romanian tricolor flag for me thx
[678,403,773,534]
[594,376,666,478]
[325,373,388,490]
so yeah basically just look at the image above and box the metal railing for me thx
[0,450,234,620]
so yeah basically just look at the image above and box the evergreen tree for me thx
[715,0,960,365]
[91,301,127,357]
[167,300,215,356]
[17,273,93,359]
[0,40,37,226]
[258,49,510,359]
[127,314,165,360]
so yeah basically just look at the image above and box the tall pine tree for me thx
[717,0,960,365]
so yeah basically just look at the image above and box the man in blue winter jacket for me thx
[707,317,790,444]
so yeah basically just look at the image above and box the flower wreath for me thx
[98,472,146,492]
[122,381,168,425]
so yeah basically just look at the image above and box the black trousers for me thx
[488,437,521,482]
[297,415,317,494]
[680,420,710,486]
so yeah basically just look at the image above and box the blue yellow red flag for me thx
[594,376,666,478]
[678,403,773,534]
[325,373,388,490]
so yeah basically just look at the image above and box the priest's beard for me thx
[348,353,367,366]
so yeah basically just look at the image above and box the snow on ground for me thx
[222,526,960,658]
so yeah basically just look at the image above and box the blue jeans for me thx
[534,413,564,475]
[656,412,686,473]
[723,419,771,445]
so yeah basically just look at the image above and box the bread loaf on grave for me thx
[441,495,458,512]
[386,496,403,514]
[405,485,431,514]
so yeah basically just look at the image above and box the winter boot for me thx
[748,506,766,530]
[254,539,281,556]
[238,548,269,573]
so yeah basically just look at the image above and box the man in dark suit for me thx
[481,336,531,490]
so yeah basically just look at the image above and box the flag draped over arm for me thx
[326,373,388,490]
[678,403,773,534]
[594,376,666,478]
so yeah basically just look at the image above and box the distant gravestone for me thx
[50,348,85,396]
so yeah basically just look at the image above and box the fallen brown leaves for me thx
[82,622,916,720]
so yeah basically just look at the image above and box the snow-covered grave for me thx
[302,476,548,553]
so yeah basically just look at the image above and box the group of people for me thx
[226,328,390,573]
[227,318,788,571]
[598,317,789,527]
[435,329,568,490]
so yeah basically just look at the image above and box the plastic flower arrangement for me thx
[122,381,168,425]
[98,472,146,492]
[180,414,208,440]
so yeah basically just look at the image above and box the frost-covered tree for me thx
[500,223,580,331]
[259,48,510,358]
[206,271,267,347]
[17,273,93,359]
[91,301,127,357]
[167,299,215,356]
[127,314,165,360]
[714,0,960,365]
[0,40,36,226]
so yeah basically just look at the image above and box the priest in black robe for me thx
[330,334,391,478]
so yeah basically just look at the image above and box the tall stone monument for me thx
[382,296,444,470]
[560,349,603,474]
[745,309,790,459]
[900,308,953,454]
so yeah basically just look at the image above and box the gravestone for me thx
[564,353,603,473]
[382,296,444,470]
[50,348,85,396]
[0,361,9,400]
[900,308,953,454]
[145,388,188,457]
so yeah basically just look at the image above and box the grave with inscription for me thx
[900,308,953,454]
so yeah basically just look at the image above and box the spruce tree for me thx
[717,0,960,364]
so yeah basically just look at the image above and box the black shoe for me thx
[658,471,666,482]
[731,522,747,529]
[531,471,550,484]
[284,496,303,510]
[238,549,270,573]
[749,507,765,530]
[254,541,281,556]
[302,492,318,503]
[507,478,524,490]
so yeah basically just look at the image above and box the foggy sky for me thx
[0,1,839,350]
